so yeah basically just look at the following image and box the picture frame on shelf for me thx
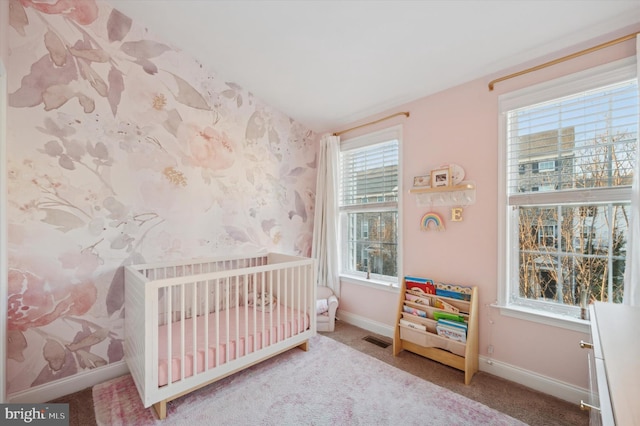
[431,167,450,188]
[413,175,431,187]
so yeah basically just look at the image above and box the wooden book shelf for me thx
[393,278,479,384]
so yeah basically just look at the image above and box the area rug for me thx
[93,334,526,425]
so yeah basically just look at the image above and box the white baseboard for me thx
[478,356,589,405]
[338,310,589,405]
[337,310,395,338]
[7,361,129,404]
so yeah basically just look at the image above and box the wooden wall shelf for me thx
[409,182,475,194]
[409,181,476,207]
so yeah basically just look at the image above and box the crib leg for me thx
[153,400,167,420]
[297,340,309,352]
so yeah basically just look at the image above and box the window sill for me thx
[492,303,590,334]
[339,274,400,293]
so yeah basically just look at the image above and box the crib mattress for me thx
[157,306,309,386]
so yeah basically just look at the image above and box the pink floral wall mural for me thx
[6,0,317,394]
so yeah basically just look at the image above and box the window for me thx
[339,127,401,284]
[538,160,556,172]
[499,58,638,323]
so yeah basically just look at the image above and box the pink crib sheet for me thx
[157,306,309,386]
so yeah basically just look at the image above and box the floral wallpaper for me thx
[6,0,317,394]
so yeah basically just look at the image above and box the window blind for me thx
[507,79,638,205]
[340,140,399,208]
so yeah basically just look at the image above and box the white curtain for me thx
[623,35,640,306]
[312,134,341,296]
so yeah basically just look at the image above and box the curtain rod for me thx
[488,31,639,91]
[333,111,410,137]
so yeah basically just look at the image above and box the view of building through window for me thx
[506,75,637,315]
[347,211,398,278]
[518,203,628,305]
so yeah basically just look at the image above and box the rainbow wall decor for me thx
[420,212,445,231]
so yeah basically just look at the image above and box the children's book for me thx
[432,297,459,313]
[405,292,431,306]
[400,318,427,331]
[405,276,436,295]
[403,305,427,318]
[437,318,468,331]
[435,283,473,301]
[433,311,465,322]
[436,323,467,343]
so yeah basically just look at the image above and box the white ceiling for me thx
[108,0,640,134]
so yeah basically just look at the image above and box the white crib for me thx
[124,252,316,419]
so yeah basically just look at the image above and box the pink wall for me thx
[339,280,399,326]
[337,26,638,388]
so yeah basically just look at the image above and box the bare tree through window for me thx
[517,129,633,311]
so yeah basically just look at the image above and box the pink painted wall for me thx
[4,0,317,395]
[337,26,639,388]
[339,281,399,326]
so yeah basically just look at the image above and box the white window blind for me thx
[507,79,638,206]
[340,140,399,209]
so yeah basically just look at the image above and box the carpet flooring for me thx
[51,320,589,426]
[93,335,526,425]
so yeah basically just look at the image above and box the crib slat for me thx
[293,266,297,335]
[180,283,185,384]
[284,266,289,336]
[261,270,266,348]
[298,266,302,333]
[223,277,228,364]
[307,264,311,327]
[254,272,258,347]
[276,270,280,342]
[204,280,209,372]
[234,275,239,359]
[166,286,172,386]
[267,269,271,341]
[243,273,249,356]
[298,267,302,335]
[192,281,197,376]
[215,279,219,368]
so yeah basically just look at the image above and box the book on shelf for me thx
[403,305,427,318]
[400,318,427,331]
[406,291,460,313]
[435,283,473,301]
[405,292,431,306]
[436,325,467,343]
[433,311,466,322]
[437,318,468,331]
[405,276,436,295]
[432,297,459,313]
[405,276,472,301]
[436,320,467,343]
